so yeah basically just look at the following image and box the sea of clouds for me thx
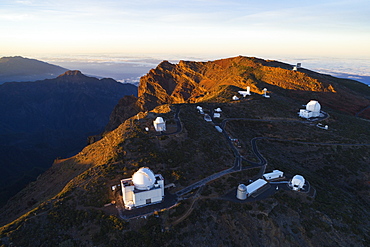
[40,54,370,86]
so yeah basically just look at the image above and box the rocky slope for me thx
[0,71,137,206]
[107,56,370,130]
[0,56,68,84]
[0,56,369,247]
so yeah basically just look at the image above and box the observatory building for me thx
[121,167,164,210]
[263,170,284,181]
[236,179,268,199]
[238,86,251,97]
[236,184,247,200]
[289,175,305,191]
[293,63,301,71]
[153,117,166,132]
[197,106,204,114]
[299,100,321,118]
[262,88,270,98]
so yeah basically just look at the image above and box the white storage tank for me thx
[236,184,247,200]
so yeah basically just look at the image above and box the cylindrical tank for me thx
[236,184,247,200]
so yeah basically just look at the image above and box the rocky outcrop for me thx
[107,56,370,129]
[105,95,142,131]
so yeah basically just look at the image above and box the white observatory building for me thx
[236,179,268,199]
[121,167,164,210]
[262,88,270,98]
[263,170,284,181]
[238,86,251,97]
[299,100,321,118]
[289,175,305,191]
[153,117,166,132]
[236,184,247,200]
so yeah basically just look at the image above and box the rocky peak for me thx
[57,70,84,78]
[107,56,370,129]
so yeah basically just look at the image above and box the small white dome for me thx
[238,184,247,191]
[154,117,165,124]
[306,100,321,112]
[132,167,156,190]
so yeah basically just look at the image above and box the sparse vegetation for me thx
[1,56,370,247]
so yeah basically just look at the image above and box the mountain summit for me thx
[0,56,68,84]
[107,56,370,130]
[58,70,84,77]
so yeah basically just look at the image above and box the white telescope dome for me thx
[238,184,247,192]
[154,117,165,124]
[132,167,156,190]
[291,175,305,191]
[306,100,321,113]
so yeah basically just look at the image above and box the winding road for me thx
[119,103,368,219]
[174,108,370,198]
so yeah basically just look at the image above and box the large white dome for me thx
[306,100,321,113]
[291,175,305,190]
[132,167,156,190]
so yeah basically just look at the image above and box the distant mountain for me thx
[0,70,137,206]
[0,56,68,84]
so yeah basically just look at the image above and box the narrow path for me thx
[355,105,370,118]
[171,187,203,227]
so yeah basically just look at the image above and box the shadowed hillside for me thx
[0,56,369,247]
[0,71,137,206]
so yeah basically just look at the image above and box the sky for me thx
[1,0,370,59]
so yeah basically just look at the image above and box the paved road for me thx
[355,105,370,118]
[119,105,365,217]
[168,106,370,199]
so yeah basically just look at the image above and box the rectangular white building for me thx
[263,170,284,180]
[246,179,268,197]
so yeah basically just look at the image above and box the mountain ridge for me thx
[0,56,68,84]
[106,56,370,130]
[0,56,369,247]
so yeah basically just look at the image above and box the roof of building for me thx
[153,117,165,124]
[238,184,247,191]
[291,175,305,186]
[132,167,156,190]
[246,179,267,193]
[263,170,283,177]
